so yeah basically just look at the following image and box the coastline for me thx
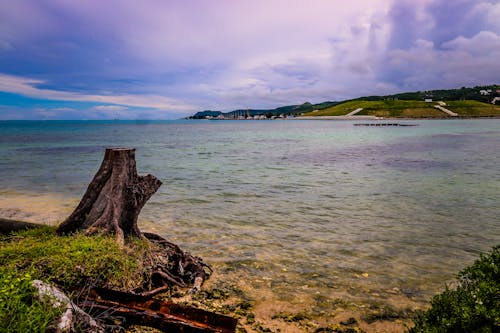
[294,115,500,120]
[2,183,499,332]
[0,190,419,332]
[193,115,500,121]
[0,190,425,332]
[3,198,499,332]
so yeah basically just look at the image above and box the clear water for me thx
[1,119,499,310]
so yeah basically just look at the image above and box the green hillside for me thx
[445,100,500,116]
[302,100,500,118]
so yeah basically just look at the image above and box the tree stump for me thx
[57,148,210,293]
[56,148,162,243]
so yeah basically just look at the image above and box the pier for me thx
[353,123,418,127]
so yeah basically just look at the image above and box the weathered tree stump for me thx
[56,148,162,243]
[56,148,211,294]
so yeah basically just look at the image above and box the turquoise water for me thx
[1,119,499,309]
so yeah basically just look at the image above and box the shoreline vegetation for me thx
[1,220,499,332]
[188,85,500,120]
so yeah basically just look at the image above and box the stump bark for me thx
[56,148,210,293]
[56,148,162,243]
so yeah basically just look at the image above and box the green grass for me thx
[301,100,500,118]
[410,245,500,332]
[0,226,152,332]
[302,100,365,116]
[0,270,62,333]
[0,226,149,289]
[445,101,500,116]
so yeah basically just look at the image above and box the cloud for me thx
[425,0,495,47]
[91,105,128,112]
[0,40,12,51]
[443,30,500,55]
[0,0,393,111]
[51,107,76,112]
[374,0,500,90]
[0,73,197,111]
[35,108,58,118]
[0,103,190,120]
[0,0,498,119]
[379,31,500,90]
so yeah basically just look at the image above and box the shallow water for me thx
[1,119,499,320]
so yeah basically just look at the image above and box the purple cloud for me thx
[0,0,498,119]
[376,0,500,90]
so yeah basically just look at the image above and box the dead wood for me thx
[139,285,170,298]
[56,148,162,244]
[32,280,105,333]
[0,218,43,234]
[79,287,237,333]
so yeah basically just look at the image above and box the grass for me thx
[0,226,150,289]
[0,226,152,332]
[301,100,500,118]
[445,101,500,116]
[409,245,500,332]
[0,270,62,333]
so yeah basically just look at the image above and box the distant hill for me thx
[190,110,223,118]
[189,101,338,119]
[302,99,500,118]
[302,85,500,118]
[189,85,499,119]
[355,85,499,103]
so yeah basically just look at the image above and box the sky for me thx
[0,0,499,120]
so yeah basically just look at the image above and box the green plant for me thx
[0,226,155,332]
[0,270,62,333]
[0,226,149,290]
[410,245,500,332]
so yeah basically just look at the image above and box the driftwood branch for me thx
[32,280,105,333]
[0,218,43,235]
[79,288,237,333]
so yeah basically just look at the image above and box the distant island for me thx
[188,85,500,120]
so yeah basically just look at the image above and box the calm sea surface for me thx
[1,119,499,311]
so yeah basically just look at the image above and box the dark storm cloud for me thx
[426,0,494,47]
[387,1,421,50]
[377,0,500,90]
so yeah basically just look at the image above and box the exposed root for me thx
[152,270,187,288]
[138,285,170,298]
[135,232,212,295]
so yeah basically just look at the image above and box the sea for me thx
[1,119,499,322]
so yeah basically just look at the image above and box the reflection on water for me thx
[1,119,500,325]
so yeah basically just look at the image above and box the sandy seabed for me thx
[0,191,77,225]
[0,190,416,332]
